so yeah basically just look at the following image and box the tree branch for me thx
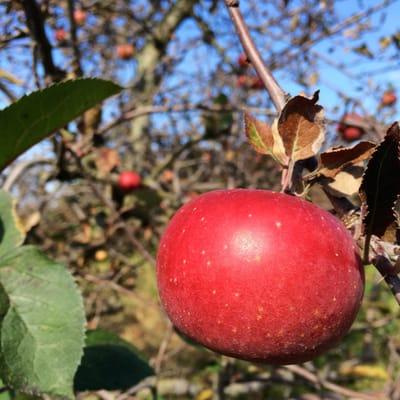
[66,0,83,77]
[284,364,382,400]
[224,1,286,112]
[20,0,65,82]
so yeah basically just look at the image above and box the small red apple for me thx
[341,126,363,142]
[236,75,248,88]
[337,113,365,142]
[250,76,264,90]
[157,189,364,364]
[55,28,67,42]
[238,53,248,68]
[73,9,87,25]
[381,90,397,107]
[118,171,141,192]
[117,44,135,60]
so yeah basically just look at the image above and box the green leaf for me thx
[0,191,25,258]
[0,78,122,171]
[0,246,85,399]
[74,329,154,392]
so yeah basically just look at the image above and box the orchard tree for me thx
[0,0,399,399]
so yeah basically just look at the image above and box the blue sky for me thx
[1,0,399,165]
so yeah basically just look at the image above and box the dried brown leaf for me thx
[359,122,400,239]
[278,91,325,162]
[317,141,376,179]
[327,166,364,197]
[95,147,120,175]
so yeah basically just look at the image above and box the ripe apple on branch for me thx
[118,170,142,192]
[156,0,400,367]
[381,90,397,107]
[337,112,366,142]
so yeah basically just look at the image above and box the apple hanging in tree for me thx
[157,189,364,364]
[117,44,135,60]
[238,53,248,68]
[118,171,142,192]
[337,113,365,142]
[381,90,397,107]
[55,28,67,43]
[73,9,87,25]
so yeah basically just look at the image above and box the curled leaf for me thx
[278,91,325,163]
[316,141,376,179]
[327,166,364,197]
[359,122,400,239]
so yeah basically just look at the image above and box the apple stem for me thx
[224,1,287,112]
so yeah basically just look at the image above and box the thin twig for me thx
[284,365,383,400]
[66,0,83,76]
[224,0,286,112]
[153,320,174,375]
[116,377,157,400]
[20,0,65,82]
[2,158,54,192]
[98,103,276,136]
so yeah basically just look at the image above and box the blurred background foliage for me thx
[1,0,400,398]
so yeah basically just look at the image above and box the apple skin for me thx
[118,171,141,192]
[157,189,364,365]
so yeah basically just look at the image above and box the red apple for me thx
[238,53,248,68]
[337,113,365,142]
[341,126,363,142]
[55,28,67,42]
[117,44,135,60]
[118,171,141,192]
[157,189,364,364]
[73,9,87,25]
[236,75,248,88]
[251,76,264,90]
[381,90,397,107]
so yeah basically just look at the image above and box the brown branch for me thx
[278,0,396,67]
[284,365,383,400]
[153,321,174,375]
[224,1,286,112]
[1,158,55,192]
[66,0,83,77]
[98,102,275,136]
[20,0,65,82]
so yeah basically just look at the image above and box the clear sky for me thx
[1,0,399,164]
